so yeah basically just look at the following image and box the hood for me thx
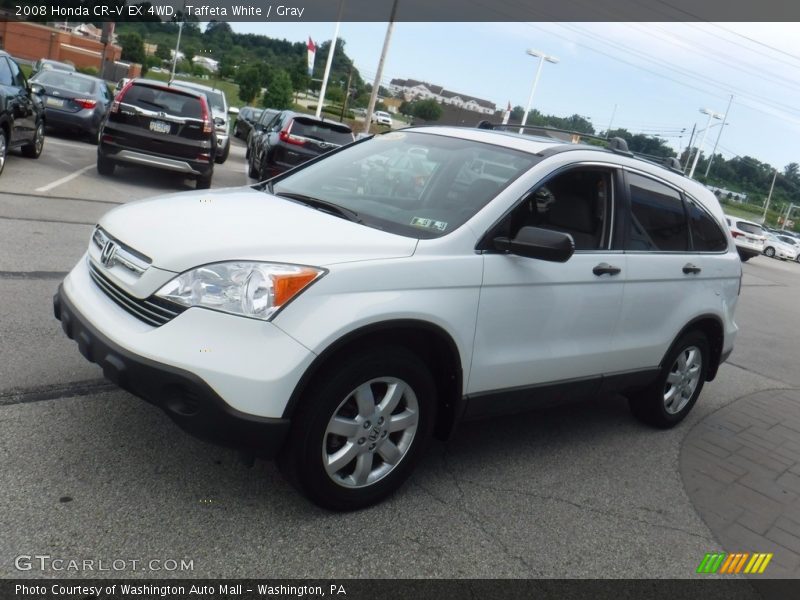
[98,186,417,273]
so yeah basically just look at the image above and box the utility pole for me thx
[781,203,797,231]
[605,103,617,138]
[339,66,353,122]
[761,169,778,225]
[704,94,734,178]
[169,21,183,84]
[682,123,696,172]
[364,0,399,134]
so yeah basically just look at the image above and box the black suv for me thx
[0,51,45,177]
[97,79,216,189]
[249,111,354,180]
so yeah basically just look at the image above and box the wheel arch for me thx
[283,319,464,441]
[662,314,725,382]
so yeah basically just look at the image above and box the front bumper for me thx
[53,281,296,457]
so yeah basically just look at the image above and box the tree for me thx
[289,57,310,97]
[118,32,145,65]
[325,85,344,104]
[412,99,443,121]
[235,64,263,104]
[262,69,293,110]
[155,44,171,61]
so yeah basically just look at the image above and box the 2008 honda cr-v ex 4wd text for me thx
[54,125,741,510]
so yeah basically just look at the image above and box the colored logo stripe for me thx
[697,552,773,574]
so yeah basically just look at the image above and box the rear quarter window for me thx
[687,201,728,252]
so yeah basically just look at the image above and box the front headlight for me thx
[155,262,324,321]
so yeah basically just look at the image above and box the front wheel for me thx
[0,127,7,176]
[214,140,230,164]
[764,246,775,258]
[629,331,709,429]
[280,347,436,510]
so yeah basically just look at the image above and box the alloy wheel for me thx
[663,345,702,415]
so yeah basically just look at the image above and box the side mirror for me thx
[28,83,44,96]
[493,226,575,262]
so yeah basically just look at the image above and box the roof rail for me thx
[475,121,686,176]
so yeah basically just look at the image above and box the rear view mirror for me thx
[493,226,575,262]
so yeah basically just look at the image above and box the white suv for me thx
[54,127,741,510]
[725,216,766,262]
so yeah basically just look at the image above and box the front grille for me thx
[89,262,186,327]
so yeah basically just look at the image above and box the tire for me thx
[196,172,213,189]
[280,346,436,511]
[629,331,709,429]
[764,246,775,258]
[0,127,7,177]
[214,140,230,164]
[21,121,44,158]
[247,156,259,179]
[96,153,115,176]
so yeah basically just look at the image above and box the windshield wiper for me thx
[273,191,362,223]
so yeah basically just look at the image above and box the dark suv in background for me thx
[249,111,354,180]
[97,79,216,189]
[0,50,45,177]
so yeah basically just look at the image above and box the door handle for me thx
[593,263,621,276]
[683,263,702,275]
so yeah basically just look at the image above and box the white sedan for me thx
[763,232,799,261]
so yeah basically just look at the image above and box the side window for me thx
[506,168,613,251]
[0,57,12,87]
[7,57,24,88]
[687,200,728,252]
[627,173,688,252]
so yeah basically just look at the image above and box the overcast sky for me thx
[231,21,800,173]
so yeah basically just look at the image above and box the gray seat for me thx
[546,193,600,250]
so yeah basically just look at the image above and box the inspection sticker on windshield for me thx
[410,217,448,232]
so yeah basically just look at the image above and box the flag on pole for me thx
[501,101,511,125]
[307,37,318,76]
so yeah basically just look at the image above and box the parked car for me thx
[767,232,800,262]
[0,50,45,177]
[372,110,393,127]
[29,70,111,141]
[250,110,355,180]
[724,216,766,261]
[170,80,230,164]
[96,79,216,189]
[55,127,740,510]
[234,106,263,139]
[32,58,75,74]
[245,107,279,161]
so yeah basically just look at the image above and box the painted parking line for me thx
[35,164,95,193]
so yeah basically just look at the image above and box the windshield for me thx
[270,131,539,238]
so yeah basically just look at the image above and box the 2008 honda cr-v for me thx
[55,126,741,510]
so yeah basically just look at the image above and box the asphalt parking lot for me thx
[1,133,799,580]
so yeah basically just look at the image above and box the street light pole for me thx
[704,94,733,178]
[169,21,183,84]
[689,108,722,179]
[519,49,558,134]
[316,0,344,119]
[762,169,778,225]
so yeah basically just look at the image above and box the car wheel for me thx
[196,172,213,189]
[214,140,230,164]
[21,121,45,158]
[247,154,259,179]
[96,153,115,176]
[629,331,708,429]
[764,246,775,258]
[0,127,8,176]
[280,346,436,510]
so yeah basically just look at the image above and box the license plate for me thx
[45,97,64,108]
[149,120,171,134]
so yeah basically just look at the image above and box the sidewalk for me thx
[681,388,800,577]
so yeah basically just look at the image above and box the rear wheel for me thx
[196,172,213,189]
[280,346,436,510]
[96,153,115,176]
[629,331,708,429]
[21,121,44,158]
